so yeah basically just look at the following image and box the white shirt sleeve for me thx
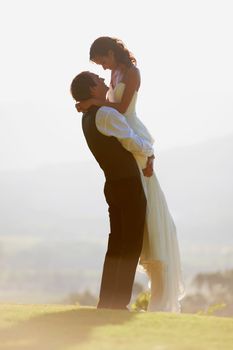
[95,106,154,157]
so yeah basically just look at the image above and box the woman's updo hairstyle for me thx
[89,36,137,67]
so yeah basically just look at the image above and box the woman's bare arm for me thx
[102,66,141,113]
[77,67,140,114]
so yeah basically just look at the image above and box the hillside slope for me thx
[0,304,232,350]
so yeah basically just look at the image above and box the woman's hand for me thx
[75,98,95,113]
[142,155,155,177]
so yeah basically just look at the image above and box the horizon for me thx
[0,130,233,173]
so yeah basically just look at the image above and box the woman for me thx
[78,36,185,312]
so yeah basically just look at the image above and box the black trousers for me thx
[97,176,147,310]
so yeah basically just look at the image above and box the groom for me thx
[71,71,154,310]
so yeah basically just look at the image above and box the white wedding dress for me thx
[107,82,185,312]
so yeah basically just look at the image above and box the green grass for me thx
[0,304,232,350]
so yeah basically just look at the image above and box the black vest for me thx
[82,107,141,181]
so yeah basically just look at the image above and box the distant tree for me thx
[181,269,233,317]
[62,290,98,306]
[192,270,233,293]
[181,293,207,313]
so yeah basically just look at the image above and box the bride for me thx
[77,36,185,312]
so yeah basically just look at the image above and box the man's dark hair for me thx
[70,71,96,102]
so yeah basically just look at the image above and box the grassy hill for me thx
[0,304,232,350]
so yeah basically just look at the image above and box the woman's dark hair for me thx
[89,36,137,67]
[70,71,96,102]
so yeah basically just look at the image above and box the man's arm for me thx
[96,106,154,158]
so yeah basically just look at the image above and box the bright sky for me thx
[0,0,233,170]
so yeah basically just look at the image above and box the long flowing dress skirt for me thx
[137,169,185,312]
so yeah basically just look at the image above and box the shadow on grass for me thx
[0,307,136,350]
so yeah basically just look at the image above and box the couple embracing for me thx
[71,37,185,312]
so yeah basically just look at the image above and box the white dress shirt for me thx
[95,106,154,158]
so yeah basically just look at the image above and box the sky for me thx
[0,0,233,171]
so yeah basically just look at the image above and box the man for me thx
[70,71,154,310]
